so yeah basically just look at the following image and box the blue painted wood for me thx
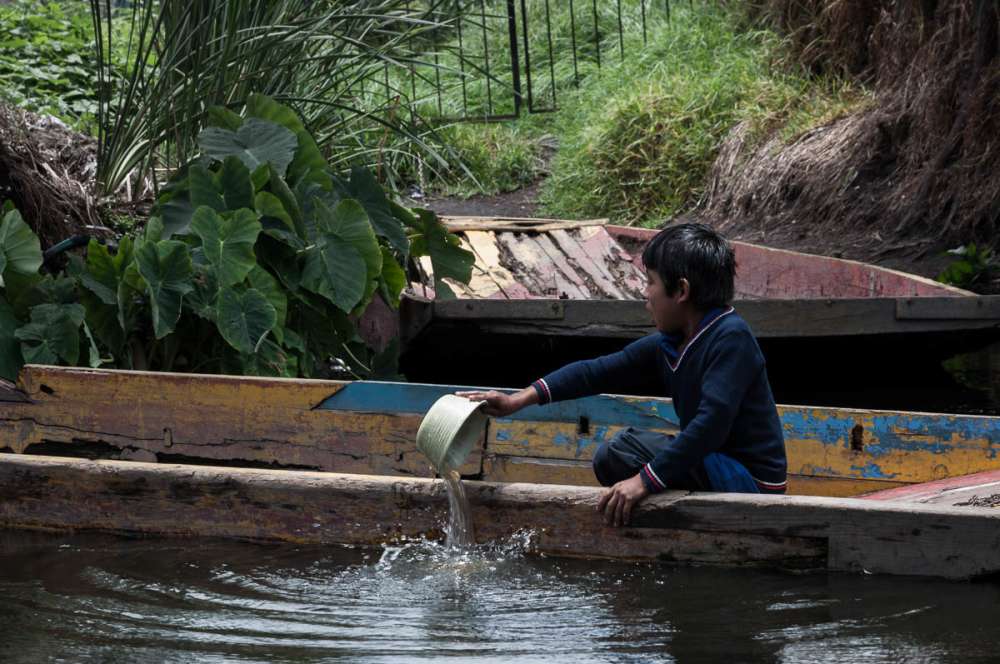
[316,381,680,429]
[316,382,1000,469]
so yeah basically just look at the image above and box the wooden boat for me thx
[2,365,1000,580]
[378,216,1000,406]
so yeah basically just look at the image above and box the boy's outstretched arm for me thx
[454,386,539,417]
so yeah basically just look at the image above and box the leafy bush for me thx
[937,244,998,290]
[0,95,474,382]
[0,0,109,129]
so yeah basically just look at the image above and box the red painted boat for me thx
[357,216,1000,410]
[861,469,1000,508]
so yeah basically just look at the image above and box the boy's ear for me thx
[677,278,691,303]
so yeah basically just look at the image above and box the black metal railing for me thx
[362,0,675,124]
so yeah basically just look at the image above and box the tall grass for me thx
[89,0,460,199]
[381,1,865,222]
[536,3,866,225]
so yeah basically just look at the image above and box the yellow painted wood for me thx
[482,454,904,497]
[487,404,1000,491]
[6,366,998,498]
[782,405,1000,484]
[785,476,905,497]
[482,455,599,486]
[2,366,481,477]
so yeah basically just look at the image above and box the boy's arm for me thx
[640,331,762,493]
[531,333,665,405]
[454,385,539,417]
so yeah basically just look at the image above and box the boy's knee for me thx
[592,441,616,487]
[592,430,636,487]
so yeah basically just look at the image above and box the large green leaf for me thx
[339,168,409,256]
[14,303,86,366]
[218,156,254,210]
[135,240,194,339]
[186,264,219,321]
[255,190,302,249]
[323,199,382,286]
[246,93,328,187]
[0,295,23,381]
[267,163,306,240]
[197,118,298,176]
[408,208,474,300]
[216,287,276,355]
[239,337,295,377]
[254,191,294,232]
[190,207,261,288]
[255,234,302,294]
[113,236,141,336]
[0,208,42,287]
[157,190,195,238]
[9,274,76,320]
[77,239,117,305]
[247,265,286,343]
[206,105,243,132]
[143,217,165,244]
[67,245,125,358]
[300,199,381,313]
[189,164,225,212]
[378,246,407,308]
[300,236,366,313]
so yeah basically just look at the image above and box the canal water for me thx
[1,529,998,663]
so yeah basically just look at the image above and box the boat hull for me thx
[2,453,999,580]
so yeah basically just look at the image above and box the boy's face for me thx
[645,268,689,334]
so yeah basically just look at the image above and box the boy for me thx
[457,222,787,527]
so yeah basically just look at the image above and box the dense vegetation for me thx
[0,96,473,382]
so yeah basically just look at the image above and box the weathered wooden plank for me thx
[492,232,562,297]
[605,225,973,299]
[316,378,1000,489]
[515,233,591,299]
[483,403,1000,488]
[442,216,608,233]
[482,454,904,498]
[3,453,1000,579]
[456,234,506,298]
[862,469,1000,507]
[482,454,598,486]
[6,367,1000,498]
[435,298,567,320]
[631,490,1000,579]
[0,378,29,402]
[430,297,1000,338]
[531,233,596,298]
[0,366,481,477]
[575,225,647,298]
[462,231,533,299]
[549,229,628,299]
[896,296,1000,320]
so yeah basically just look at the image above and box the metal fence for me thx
[361,0,677,124]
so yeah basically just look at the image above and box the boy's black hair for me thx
[641,221,736,310]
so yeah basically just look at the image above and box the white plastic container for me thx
[416,395,488,471]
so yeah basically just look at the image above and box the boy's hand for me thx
[596,474,649,527]
[454,388,534,417]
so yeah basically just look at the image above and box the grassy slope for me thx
[415,2,867,228]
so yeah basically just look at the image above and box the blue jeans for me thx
[592,426,770,493]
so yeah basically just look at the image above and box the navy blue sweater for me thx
[531,307,787,493]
